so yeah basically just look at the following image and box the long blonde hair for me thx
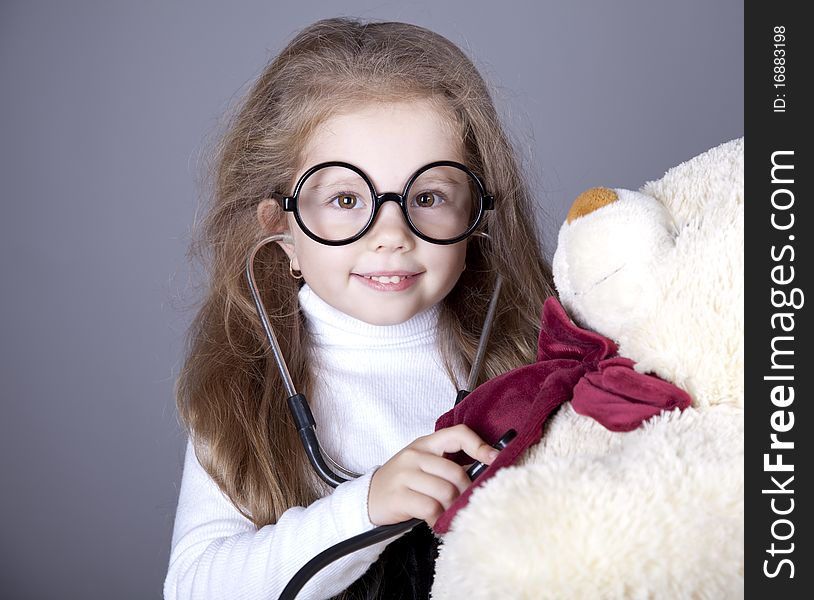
[177,17,554,527]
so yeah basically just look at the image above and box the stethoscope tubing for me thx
[245,234,298,399]
[279,517,422,599]
[246,234,362,483]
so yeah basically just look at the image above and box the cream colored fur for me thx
[431,139,744,599]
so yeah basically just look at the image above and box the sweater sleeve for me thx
[163,440,392,600]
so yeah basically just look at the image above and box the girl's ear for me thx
[257,198,296,259]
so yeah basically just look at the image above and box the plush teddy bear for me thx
[430,138,744,599]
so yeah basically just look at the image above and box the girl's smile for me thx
[352,270,424,292]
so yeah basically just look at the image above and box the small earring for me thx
[289,258,303,280]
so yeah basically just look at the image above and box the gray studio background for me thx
[0,1,742,598]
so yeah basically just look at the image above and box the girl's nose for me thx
[366,200,415,252]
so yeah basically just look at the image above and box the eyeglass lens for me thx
[296,165,480,242]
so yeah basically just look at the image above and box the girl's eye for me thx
[331,193,362,209]
[414,192,443,208]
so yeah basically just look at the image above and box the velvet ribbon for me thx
[432,296,691,534]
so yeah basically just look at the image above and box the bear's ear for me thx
[567,187,619,223]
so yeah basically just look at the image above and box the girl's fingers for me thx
[417,424,498,464]
[392,488,445,526]
[405,471,462,512]
[414,453,471,495]
[370,426,499,526]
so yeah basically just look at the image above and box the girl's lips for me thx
[351,271,423,292]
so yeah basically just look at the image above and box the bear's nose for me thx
[566,187,619,223]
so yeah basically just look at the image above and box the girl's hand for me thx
[367,424,498,527]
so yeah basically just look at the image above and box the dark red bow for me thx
[432,296,691,534]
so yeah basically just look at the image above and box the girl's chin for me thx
[351,302,428,326]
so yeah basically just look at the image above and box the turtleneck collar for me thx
[297,283,441,348]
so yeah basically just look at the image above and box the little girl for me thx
[164,17,554,600]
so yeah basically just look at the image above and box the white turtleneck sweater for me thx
[164,284,460,600]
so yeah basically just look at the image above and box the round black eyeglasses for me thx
[274,161,494,246]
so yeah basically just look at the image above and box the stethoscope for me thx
[245,232,514,600]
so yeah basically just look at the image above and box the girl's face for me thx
[274,100,468,325]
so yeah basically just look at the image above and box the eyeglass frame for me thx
[273,160,495,246]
